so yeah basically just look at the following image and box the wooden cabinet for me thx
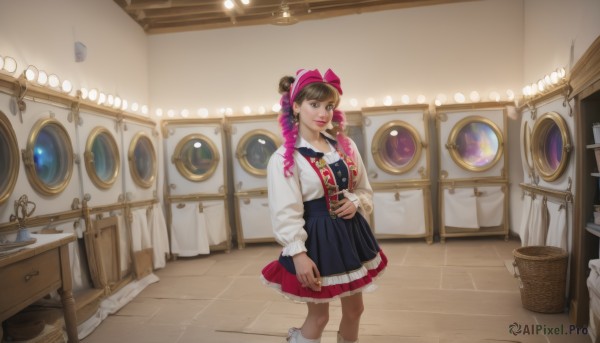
[570,35,600,326]
[0,233,79,342]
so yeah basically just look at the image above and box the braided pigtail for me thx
[278,92,298,177]
[332,109,354,159]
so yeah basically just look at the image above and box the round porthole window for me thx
[531,111,571,182]
[371,121,422,174]
[236,130,280,177]
[446,116,503,172]
[85,127,120,189]
[24,118,73,195]
[128,132,156,188]
[0,110,19,204]
[172,133,219,182]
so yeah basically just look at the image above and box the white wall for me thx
[148,0,524,115]
[0,0,149,106]
[524,0,600,81]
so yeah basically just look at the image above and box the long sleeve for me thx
[349,139,374,214]
[267,151,308,256]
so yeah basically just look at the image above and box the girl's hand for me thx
[333,198,357,219]
[292,252,322,291]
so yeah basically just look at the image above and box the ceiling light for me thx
[416,95,426,104]
[258,106,266,115]
[272,104,281,112]
[88,88,98,101]
[272,2,298,25]
[80,88,89,99]
[383,96,393,106]
[197,108,208,117]
[366,98,375,107]
[224,0,234,10]
[141,105,148,115]
[121,100,128,111]
[114,96,122,109]
[454,92,465,103]
[401,95,410,104]
[489,91,500,101]
[2,56,17,74]
[61,80,72,93]
[181,109,189,117]
[24,65,38,81]
[243,106,251,115]
[350,98,358,107]
[155,108,163,117]
[98,92,106,105]
[167,109,175,117]
[241,0,250,4]
[48,74,60,88]
[131,102,139,112]
[37,71,48,85]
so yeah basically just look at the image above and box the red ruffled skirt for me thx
[261,197,387,303]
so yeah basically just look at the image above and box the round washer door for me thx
[371,120,422,174]
[85,127,120,189]
[446,115,503,172]
[531,111,571,182]
[23,118,74,196]
[128,132,157,188]
[172,133,220,182]
[236,129,280,177]
[0,110,19,204]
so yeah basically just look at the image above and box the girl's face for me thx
[293,98,335,135]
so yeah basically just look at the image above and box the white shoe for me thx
[286,327,321,343]
[337,332,358,343]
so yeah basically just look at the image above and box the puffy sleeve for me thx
[267,151,308,256]
[349,139,374,215]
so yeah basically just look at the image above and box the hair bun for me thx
[278,76,295,94]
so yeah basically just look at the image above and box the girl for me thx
[261,68,387,343]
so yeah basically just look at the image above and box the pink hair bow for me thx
[289,68,343,103]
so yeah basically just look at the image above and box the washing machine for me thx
[76,106,124,208]
[121,116,159,203]
[162,118,231,256]
[362,105,433,243]
[518,85,574,250]
[435,102,510,241]
[226,114,280,248]
[0,81,81,226]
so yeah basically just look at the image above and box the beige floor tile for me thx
[138,275,233,299]
[403,243,446,266]
[378,265,442,289]
[81,239,578,343]
[192,299,273,331]
[441,266,476,290]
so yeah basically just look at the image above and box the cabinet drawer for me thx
[0,249,61,315]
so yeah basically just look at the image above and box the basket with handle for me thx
[512,245,568,313]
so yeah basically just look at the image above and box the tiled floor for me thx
[82,238,591,343]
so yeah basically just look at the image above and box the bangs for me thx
[301,83,340,106]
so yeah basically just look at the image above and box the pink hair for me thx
[332,109,354,160]
[279,92,299,177]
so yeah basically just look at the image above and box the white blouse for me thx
[267,135,374,257]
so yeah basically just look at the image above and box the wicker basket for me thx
[513,246,568,313]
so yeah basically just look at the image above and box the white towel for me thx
[519,194,533,246]
[527,197,547,246]
[476,186,505,227]
[116,213,131,274]
[147,204,170,269]
[203,202,228,246]
[443,188,479,229]
[131,208,152,252]
[545,202,568,251]
[372,190,427,235]
[170,202,210,256]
